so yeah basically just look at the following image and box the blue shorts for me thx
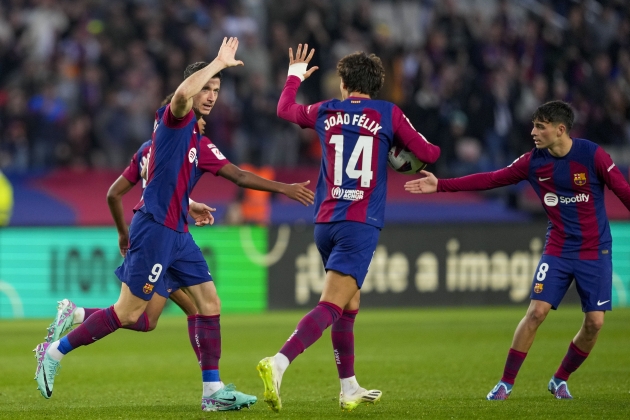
[115,211,212,301]
[530,254,612,312]
[153,274,180,298]
[314,221,380,288]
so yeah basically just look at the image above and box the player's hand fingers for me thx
[300,189,314,205]
[296,44,303,60]
[288,47,294,63]
[304,66,319,79]
[301,44,309,60]
[209,214,215,225]
[306,47,315,62]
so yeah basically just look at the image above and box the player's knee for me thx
[584,317,604,334]
[526,308,548,325]
[198,295,220,315]
[118,312,141,327]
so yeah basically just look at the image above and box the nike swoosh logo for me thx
[43,369,52,397]
[539,177,551,181]
[597,300,610,306]
[220,396,237,402]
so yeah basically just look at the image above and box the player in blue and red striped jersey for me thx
[33,37,313,411]
[44,82,312,381]
[405,100,630,400]
[257,45,440,412]
[43,108,213,358]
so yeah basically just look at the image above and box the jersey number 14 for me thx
[330,135,374,187]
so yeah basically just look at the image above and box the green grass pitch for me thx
[1,306,629,419]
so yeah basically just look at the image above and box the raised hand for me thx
[189,201,216,226]
[404,170,438,194]
[217,37,244,68]
[283,180,315,206]
[288,43,319,80]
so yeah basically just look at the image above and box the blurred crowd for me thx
[0,0,629,177]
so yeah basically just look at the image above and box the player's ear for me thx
[557,123,566,137]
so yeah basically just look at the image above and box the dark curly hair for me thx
[183,61,223,81]
[336,52,385,98]
[531,100,575,132]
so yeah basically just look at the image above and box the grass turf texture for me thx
[1,306,629,419]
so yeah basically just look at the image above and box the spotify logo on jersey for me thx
[544,192,559,207]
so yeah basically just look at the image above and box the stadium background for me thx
[1,0,630,317]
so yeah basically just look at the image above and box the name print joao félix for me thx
[323,112,382,135]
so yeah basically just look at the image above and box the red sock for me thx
[122,312,150,332]
[66,306,122,350]
[554,342,589,381]
[501,348,527,385]
[188,315,201,365]
[82,308,100,320]
[331,309,358,379]
[280,301,343,362]
[195,315,221,371]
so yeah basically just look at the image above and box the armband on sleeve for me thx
[287,63,308,81]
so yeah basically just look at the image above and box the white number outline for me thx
[329,134,374,187]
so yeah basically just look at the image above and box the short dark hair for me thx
[337,52,385,98]
[531,100,575,131]
[183,61,223,81]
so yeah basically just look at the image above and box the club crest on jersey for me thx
[188,147,197,165]
[534,283,543,294]
[143,283,154,294]
[574,173,586,186]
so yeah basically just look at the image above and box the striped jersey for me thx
[278,76,440,228]
[138,104,229,232]
[122,139,152,187]
[438,138,630,259]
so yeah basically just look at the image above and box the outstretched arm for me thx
[277,44,321,128]
[171,37,243,118]
[107,175,135,256]
[404,170,438,194]
[405,153,531,194]
[218,163,315,206]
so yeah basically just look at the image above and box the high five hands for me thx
[217,37,244,68]
[284,180,315,206]
[288,44,319,80]
[404,170,438,194]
